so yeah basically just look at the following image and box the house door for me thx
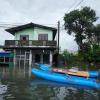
[35,54,40,63]
[43,54,49,63]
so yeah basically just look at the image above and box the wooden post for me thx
[29,50,32,66]
[32,53,35,64]
[50,51,52,65]
[40,53,43,64]
[4,56,5,63]
[13,49,16,67]
[29,50,32,77]
[19,49,21,68]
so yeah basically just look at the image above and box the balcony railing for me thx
[5,40,57,47]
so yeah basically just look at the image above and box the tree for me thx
[62,50,71,65]
[63,7,98,50]
[93,24,100,45]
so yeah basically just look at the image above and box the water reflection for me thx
[0,85,7,95]
[30,79,100,100]
[0,65,100,100]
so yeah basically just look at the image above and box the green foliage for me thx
[64,6,98,50]
[92,44,100,63]
[62,50,73,63]
[60,50,74,66]
[93,24,100,44]
[63,6,100,69]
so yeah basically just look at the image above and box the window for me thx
[23,37,26,40]
[20,35,29,40]
[38,34,48,40]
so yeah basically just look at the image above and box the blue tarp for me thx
[0,52,12,57]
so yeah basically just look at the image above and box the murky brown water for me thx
[0,65,100,100]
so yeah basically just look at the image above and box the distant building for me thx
[3,23,57,66]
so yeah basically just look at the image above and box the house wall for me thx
[14,27,53,40]
[34,27,53,40]
[15,28,34,40]
[15,49,53,65]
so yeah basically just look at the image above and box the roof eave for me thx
[5,23,57,37]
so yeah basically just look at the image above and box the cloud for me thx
[59,30,78,51]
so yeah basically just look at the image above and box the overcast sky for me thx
[0,0,100,51]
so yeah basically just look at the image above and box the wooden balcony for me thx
[5,40,57,48]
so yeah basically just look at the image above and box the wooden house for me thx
[3,23,57,66]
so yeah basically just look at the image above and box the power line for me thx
[0,21,57,25]
[59,0,78,23]
[59,0,85,26]
[0,0,85,29]
[73,0,84,9]
[66,0,81,13]
[0,23,58,28]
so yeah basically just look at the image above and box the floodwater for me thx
[0,65,100,100]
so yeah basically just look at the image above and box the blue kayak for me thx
[31,68,100,88]
[31,79,95,90]
[39,64,99,78]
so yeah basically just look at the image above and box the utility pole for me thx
[54,21,60,67]
[57,21,60,67]
[57,21,60,54]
